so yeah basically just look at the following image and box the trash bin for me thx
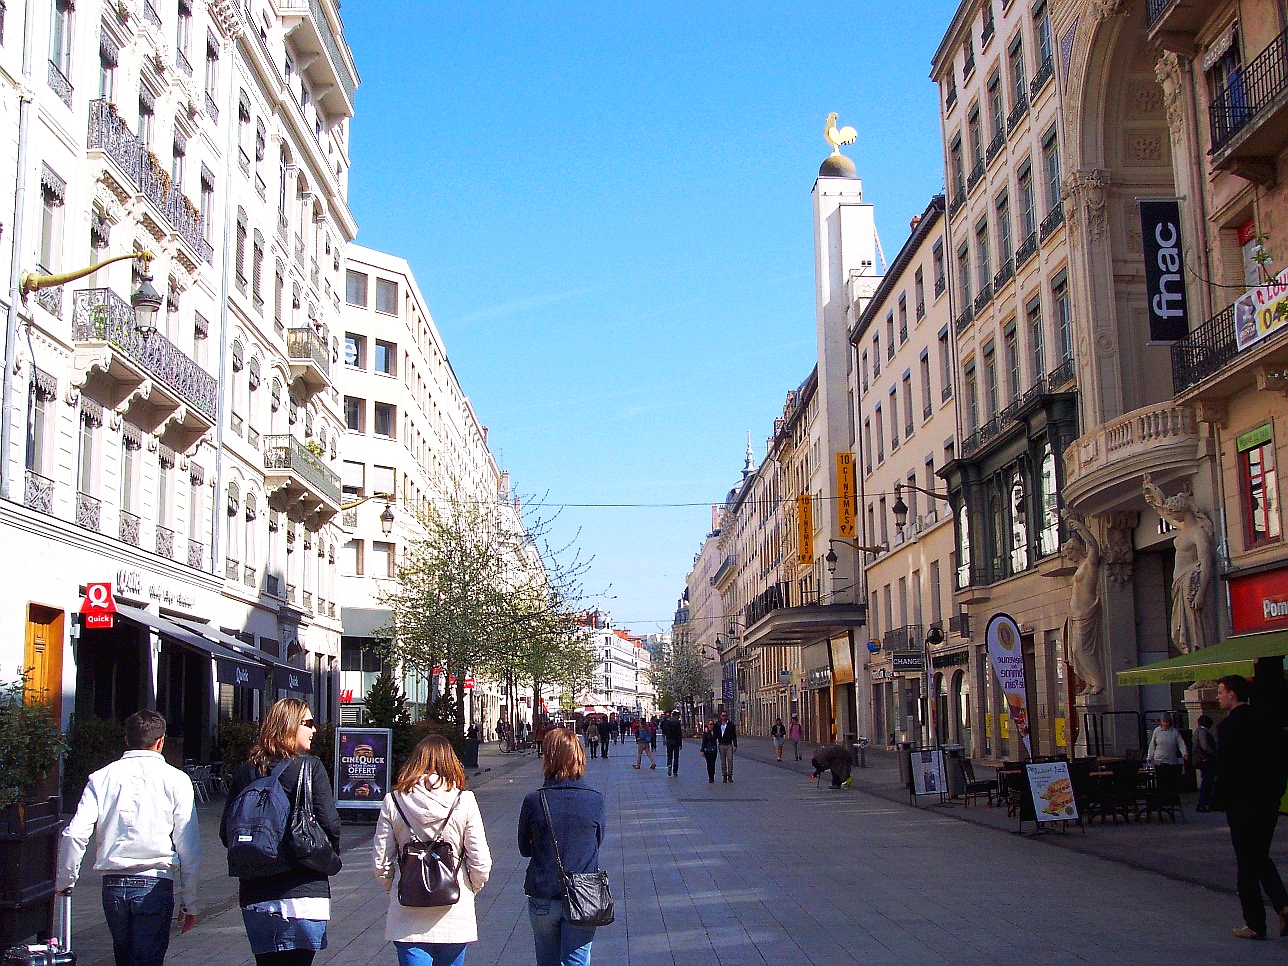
[942,744,966,798]
[462,737,480,769]
[897,741,915,786]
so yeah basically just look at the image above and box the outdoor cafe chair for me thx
[959,758,998,807]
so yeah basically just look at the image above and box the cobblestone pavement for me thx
[71,739,1288,965]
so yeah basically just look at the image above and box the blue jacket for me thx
[517,778,605,900]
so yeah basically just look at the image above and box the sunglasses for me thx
[301,718,316,728]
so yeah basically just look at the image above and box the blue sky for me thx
[344,2,959,634]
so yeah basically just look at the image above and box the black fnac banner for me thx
[1140,198,1190,343]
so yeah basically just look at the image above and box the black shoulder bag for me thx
[290,758,343,876]
[539,789,614,928]
[392,790,462,908]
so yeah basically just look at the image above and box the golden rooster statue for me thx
[824,113,858,155]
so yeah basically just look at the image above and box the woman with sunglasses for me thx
[221,699,342,966]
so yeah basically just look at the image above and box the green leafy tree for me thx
[363,669,410,727]
[648,635,712,726]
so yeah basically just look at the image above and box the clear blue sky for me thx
[344,2,959,635]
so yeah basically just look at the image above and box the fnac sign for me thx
[81,582,117,629]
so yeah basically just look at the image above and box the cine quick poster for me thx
[334,727,392,808]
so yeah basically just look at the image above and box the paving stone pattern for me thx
[71,740,1287,965]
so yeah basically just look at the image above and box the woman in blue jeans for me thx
[518,728,606,966]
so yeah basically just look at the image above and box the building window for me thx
[1240,426,1281,547]
[886,314,896,359]
[375,278,398,315]
[964,362,979,434]
[889,387,899,450]
[26,382,53,476]
[983,342,998,419]
[1034,1,1053,69]
[957,504,972,588]
[120,434,137,511]
[99,27,117,99]
[234,208,247,291]
[372,464,396,497]
[861,351,869,393]
[373,541,396,578]
[1042,125,1061,214]
[375,340,396,376]
[200,165,215,242]
[933,239,946,295]
[902,373,914,437]
[345,333,365,368]
[957,243,972,308]
[373,402,395,438]
[251,230,264,309]
[205,33,219,99]
[875,404,884,463]
[898,294,908,342]
[50,0,73,77]
[938,328,952,399]
[987,69,1004,139]
[1053,271,1072,363]
[974,217,991,294]
[342,539,364,576]
[77,405,98,497]
[950,138,965,197]
[1004,323,1020,404]
[1026,295,1045,384]
[967,103,983,169]
[996,190,1012,263]
[914,268,925,318]
[139,86,155,148]
[346,270,368,307]
[920,351,933,416]
[1039,444,1059,555]
[872,333,881,377]
[1018,161,1036,238]
[863,419,873,473]
[344,395,364,432]
[1008,34,1026,107]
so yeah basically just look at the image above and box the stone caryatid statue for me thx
[1143,473,1216,654]
[1060,509,1105,696]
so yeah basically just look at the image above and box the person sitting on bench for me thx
[811,743,853,788]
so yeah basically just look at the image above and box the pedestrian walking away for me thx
[715,710,737,782]
[1213,675,1288,940]
[788,714,804,761]
[810,743,853,789]
[57,710,200,966]
[221,698,343,966]
[519,729,608,966]
[770,717,786,762]
[1192,713,1218,812]
[699,719,719,783]
[586,722,600,760]
[648,717,658,754]
[373,734,493,966]
[661,709,683,776]
[1145,712,1189,795]
[632,720,656,770]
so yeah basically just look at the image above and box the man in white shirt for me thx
[57,710,201,966]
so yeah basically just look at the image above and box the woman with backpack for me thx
[220,698,342,966]
[373,734,492,966]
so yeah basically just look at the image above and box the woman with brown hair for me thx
[373,735,492,966]
[518,728,606,966]
[220,698,342,966]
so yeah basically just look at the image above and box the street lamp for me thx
[379,502,395,535]
[130,270,163,337]
[892,481,953,529]
[825,537,887,574]
[22,249,161,334]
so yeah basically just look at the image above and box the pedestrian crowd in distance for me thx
[43,672,1288,966]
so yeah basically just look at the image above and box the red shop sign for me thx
[1228,566,1288,634]
[80,582,117,629]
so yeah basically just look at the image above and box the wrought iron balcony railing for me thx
[88,100,211,260]
[36,286,62,319]
[1015,230,1038,268]
[955,304,974,333]
[24,470,53,514]
[949,191,966,218]
[120,509,141,546]
[287,327,330,376]
[942,384,953,402]
[47,61,72,107]
[263,434,342,506]
[1147,0,1176,27]
[967,160,985,193]
[187,538,204,570]
[1170,302,1238,395]
[978,414,1002,443]
[961,430,981,458]
[277,211,289,242]
[244,564,257,587]
[916,299,926,320]
[205,91,219,123]
[974,283,993,314]
[1030,59,1054,99]
[1048,356,1075,389]
[994,257,1015,291]
[76,492,100,531]
[176,48,193,77]
[73,288,218,420]
[934,275,947,297]
[1007,94,1029,135]
[225,557,239,580]
[883,624,922,652]
[156,525,174,559]
[143,0,162,28]
[1040,201,1065,241]
[265,573,281,597]
[1210,28,1288,155]
[986,129,1006,164]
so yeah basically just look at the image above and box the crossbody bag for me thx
[391,789,462,908]
[538,789,614,928]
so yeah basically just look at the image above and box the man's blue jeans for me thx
[101,875,174,966]
[529,897,595,966]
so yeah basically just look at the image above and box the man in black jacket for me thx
[1216,674,1288,940]
[715,710,738,783]
[660,710,684,776]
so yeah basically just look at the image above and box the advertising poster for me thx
[912,749,946,796]
[1139,199,1189,342]
[836,452,856,538]
[797,493,813,565]
[1026,760,1078,823]
[1234,266,1288,352]
[985,613,1032,754]
[334,727,392,809]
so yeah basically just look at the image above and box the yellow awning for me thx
[1117,630,1288,685]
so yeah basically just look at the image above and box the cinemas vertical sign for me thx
[1140,199,1190,343]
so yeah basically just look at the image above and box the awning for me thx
[113,604,267,689]
[169,617,273,691]
[176,619,312,694]
[1117,630,1288,685]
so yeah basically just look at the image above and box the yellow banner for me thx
[985,714,994,738]
[836,452,856,538]
[1054,717,1067,747]
[1000,713,1012,739]
[797,493,813,566]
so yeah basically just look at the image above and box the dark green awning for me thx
[1117,630,1288,685]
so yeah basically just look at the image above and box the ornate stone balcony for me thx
[120,510,141,547]
[76,492,101,532]
[278,0,357,117]
[156,525,174,559]
[263,434,341,528]
[1063,402,1201,516]
[24,470,54,514]
[287,326,331,394]
[71,288,217,451]
[187,538,204,571]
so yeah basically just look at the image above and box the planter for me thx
[0,798,64,950]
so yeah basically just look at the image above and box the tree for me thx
[648,635,711,727]
[363,669,410,728]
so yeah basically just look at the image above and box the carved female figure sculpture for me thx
[1142,474,1215,653]
[1061,509,1105,695]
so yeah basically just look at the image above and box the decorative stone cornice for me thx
[1155,52,1185,145]
[1062,169,1110,238]
[1102,511,1139,588]
[1089,0,1126,22]
[209,0,243,41]
[1194,401,1229,428]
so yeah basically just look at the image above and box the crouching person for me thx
[810,744,853,789]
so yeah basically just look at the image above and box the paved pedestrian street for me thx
[72,743,1283,966]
